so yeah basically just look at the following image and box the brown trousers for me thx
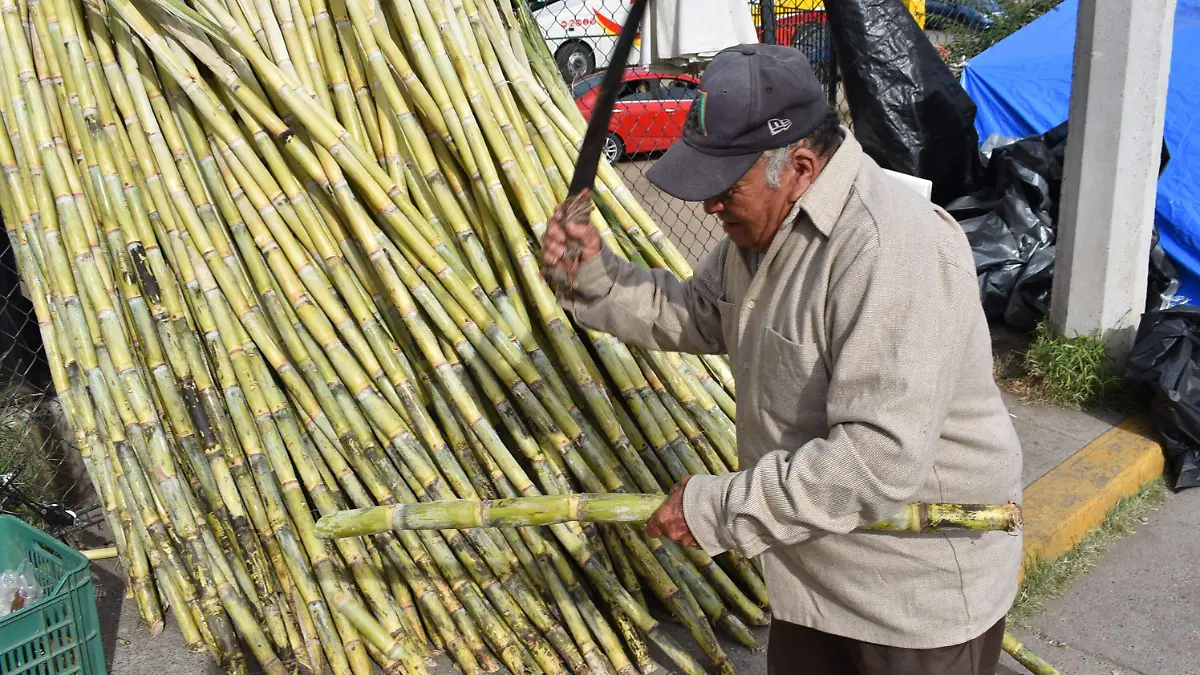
[767,617,1006,675]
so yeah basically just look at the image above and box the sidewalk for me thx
[998,485,1200,675]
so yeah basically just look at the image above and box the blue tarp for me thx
[961,0,1200,305]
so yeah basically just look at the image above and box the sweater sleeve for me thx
[559,240,731,355]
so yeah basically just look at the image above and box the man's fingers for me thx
[673,524,698,548]
[563,220,595,239]
[543,191,601,277]
[562,221,594,246]
[541,223,567,260]
[542,223,566,245]
[645,516,663,539]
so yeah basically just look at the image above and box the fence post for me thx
[827,22,838,109]
[761,0,776,45]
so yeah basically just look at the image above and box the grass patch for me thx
[1008,477,1168,628]
[994,322,1145,412]
[943,0,1066,64]
[1024,322,1128,408]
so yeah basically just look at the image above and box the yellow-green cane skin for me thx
[1003,633,1061,675]
[317,494,1022,536]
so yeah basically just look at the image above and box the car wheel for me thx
[555,42,595,83]
[602,133,624,164]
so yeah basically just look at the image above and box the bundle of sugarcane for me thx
[0,0,771,672]
[0,0,1058,672]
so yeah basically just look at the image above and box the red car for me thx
[572,68,701,163]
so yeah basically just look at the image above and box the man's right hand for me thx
[646,475,700,548]
[541,189,602,274]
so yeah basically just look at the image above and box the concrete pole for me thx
[1050,0,1176,364]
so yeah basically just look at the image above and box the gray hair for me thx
[763,140,804,189]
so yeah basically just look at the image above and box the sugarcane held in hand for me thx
[315,492,1023,539]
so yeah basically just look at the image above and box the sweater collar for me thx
[791,127,862,237]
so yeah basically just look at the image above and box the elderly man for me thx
[541,44,1023,675]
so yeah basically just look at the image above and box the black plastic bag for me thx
[824,0,984,205]
[945,120,1180,329]
[944,123,1063,330]
[1126,307,1200,491]
[953,196,1025,318]
[1005,246,1055,329]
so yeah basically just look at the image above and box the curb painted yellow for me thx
[1018,415,1165,583]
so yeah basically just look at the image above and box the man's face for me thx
[701,150,815,253]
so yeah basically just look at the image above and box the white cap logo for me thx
[767,118,792,136]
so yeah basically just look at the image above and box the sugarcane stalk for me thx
[317,495,1024,538]
[1003,633,1061,675]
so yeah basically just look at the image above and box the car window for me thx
[657,78,699,100]
[570,72,605,98]
[617,79,657,102]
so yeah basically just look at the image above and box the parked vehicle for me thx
[531,0,974,86]
[571,68,701,162]
[531,0,641,83]
[924,0,1004,31]
[530,0,837,85]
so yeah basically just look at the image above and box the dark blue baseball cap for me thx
[647,43,833,202]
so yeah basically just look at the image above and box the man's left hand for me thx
[646,475,700,548]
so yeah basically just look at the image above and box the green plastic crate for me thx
[0,515,105,675]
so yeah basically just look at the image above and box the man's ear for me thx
[788,144,820,201]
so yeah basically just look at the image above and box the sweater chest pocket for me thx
[757,326,828,437]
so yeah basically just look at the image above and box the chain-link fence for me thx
[529,1,984,264]
[0,236,85,538]
[531,0,843,264]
